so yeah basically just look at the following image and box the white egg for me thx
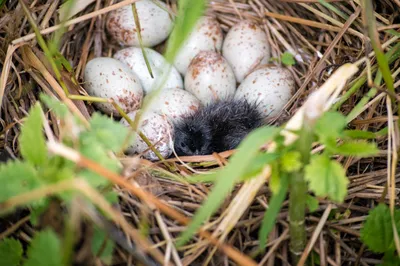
[114,47,183,95]
[106,0,173,47]
[146,88,201,123]
[234,66,295,117]
[84,57,143,116]
[184,51,236,105]
[173,16,223,75]
[222,20,270,82]
[121,110,173,161]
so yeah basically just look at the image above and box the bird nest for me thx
[0,0,399,265]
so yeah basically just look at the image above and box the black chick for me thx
[173,99,264,156]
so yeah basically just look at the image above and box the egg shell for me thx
[146,88,201,123]
[222,20,270,82]
[184,51,236,105]
[234,66,294,117]
[114,47,183,95]
[106,0,173,47]
[84,57,143,116]
[121,110,173,161]
[173,16,223,75]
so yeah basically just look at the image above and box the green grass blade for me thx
[176,126,280,247]
[132,3,154,78]
[164,0,206,63]
[258,173,288,251]
[364,0,394,93]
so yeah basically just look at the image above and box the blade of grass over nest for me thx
[164,0,206,63]
[59,0,96,21]
[363,0,394,93]
[19,0,69,96]
[259,173,289,251]
[132,3,154,78]
[176,126,280,247]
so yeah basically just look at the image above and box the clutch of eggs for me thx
[84,6,296,160]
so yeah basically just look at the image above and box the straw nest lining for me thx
[1,0,400,265]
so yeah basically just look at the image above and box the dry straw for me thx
[0,0,399,265]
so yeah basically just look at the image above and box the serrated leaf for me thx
[176,126,280,246]
[0,161,43,202]
[0,238,23,266]
[315,112,346,144]
[328,141,379,157]
[281,52,296,66]
[343,130,377,139]
[19,103,47,166]
[23,229,62,266]
[259,174,288,250]
[304,154,349,202]
[79,142,120,187]
[83,113,131,152]
[91,227,115,265]
[280,151,302,173]
[360,204,400,253]
[306,195,319,212]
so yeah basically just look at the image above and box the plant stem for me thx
[289,124,313,264]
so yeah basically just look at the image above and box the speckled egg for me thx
[84,57,143,116]
[173,16,223,75]
[146,88,201,123]
[184,51,236,105]
[106,0,173,47]
[234,66,295,117]
[222,20,270,82]
[114,47,183,95]
[121,110,173,161]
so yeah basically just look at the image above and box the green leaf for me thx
[342,130,377,139]
[164,0,206,62]
[280,151,302,173]
[329,141,379,157]
[79,142,120,187]
[304,154,349,202]
[315,112,346,144]
[241,152,280,180]
[306,195,319,212]
[258,174,288,250]
[19,103,47,166]
[40,93,69,118]
[176,126,280,246]
[0,161,43,202]
[23,229,62,266]
[91,227,115,265]
[269,161,281,194]
[0,238,23,266]
[380,250,400,266]
[83,113,131,152]
[281,52,296,66]
[360,204,400,253]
